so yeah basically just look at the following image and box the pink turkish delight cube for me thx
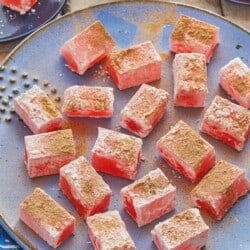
[200,95,250,151]
[151,208,209,250]
[20,188,76,248]
[156,120,215,183]
[91,127,142,180]
[105,41,162,90]
[191,160,249,220]
[86,210,135,250]
[119,84,168,138]
[0,0,37,15]
[59,156,112,219]
[61,85,114,118]
[61,21,115,75]
[169,15,219,63]
[173,53,207,107]
[24,129,76,178]
[219,57,250,109]
[121,168,176,227]
[14,85,63,134]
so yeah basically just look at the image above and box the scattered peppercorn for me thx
[11,68,17,73]
[2,99,9,106]
[0,107,5,113]
[10,107,15,114]
[43,82,49,87]
[0,65,6,71]
[51,88,57,94]
[24,82,30,88]
[9,78,16,84]
[12,88,19,94]
[22,72,28,78]
[5,117,12,122]
[0,86,6,91]
[54,96,61,102]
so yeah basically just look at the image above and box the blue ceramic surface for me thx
[0,0,67,42]
[0,224,21,249]
[0,1,249,249]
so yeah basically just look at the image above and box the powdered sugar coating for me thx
[86,210,135,250]
[151,208,209,250]
[201,95,250,150]
[220,57,250,108]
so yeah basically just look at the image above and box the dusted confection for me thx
[121,168,176,227]
[61,21,115,75]
[200,95,250,151]
[105,41,162,90]
[120,84,168,138]
[86,210,135,250]
[157,120,215,183]
[169,15,219,63]
[14,85,63,134]
[191,160,249,220]
[173,53,207,107]
[20,188,76,248]
[91,127,142,180]
[24,129,76,178]
[151,208,209,250]
[219,57,250,109]
[62,85,114,118]
[59,156,112,219]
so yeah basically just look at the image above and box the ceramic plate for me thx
[0,1,249,249]
[0,0,67,42]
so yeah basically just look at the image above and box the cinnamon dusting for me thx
[39,96,59,117]
[171,15,217,45]
[41,129,75,155]
[21,188,73,229]
[192,160,243,196]
[160,121,212,169]
[161,209,205,246]
[132,175,170,198]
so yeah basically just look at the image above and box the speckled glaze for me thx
[0,1,249,250]
[0,0,66,42]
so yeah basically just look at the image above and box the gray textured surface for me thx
[0,1,249,249]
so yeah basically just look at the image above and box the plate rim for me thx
[0,1,249,249]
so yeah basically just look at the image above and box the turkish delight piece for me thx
[169,15,219,63]
[61,21,115,75]
[86,210,135,250]
[61,85,114,118]
[14,85,63,134]
[173,53,207,107]
[156,120,215,183]
[105,41,162,90]
[191,160,249,220]
[219,57,250,109]
[119,84,168,138]
[91,127,142,180]
[20,188,76,248]
[200,95,250,151]
[121,168,176,227]
[59,156,112,219]
[0,0,37,15]
[24,129,76,178]
[151,208,209,250]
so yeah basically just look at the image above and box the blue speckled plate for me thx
[0,0,67,42]
[0,1,249,249]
